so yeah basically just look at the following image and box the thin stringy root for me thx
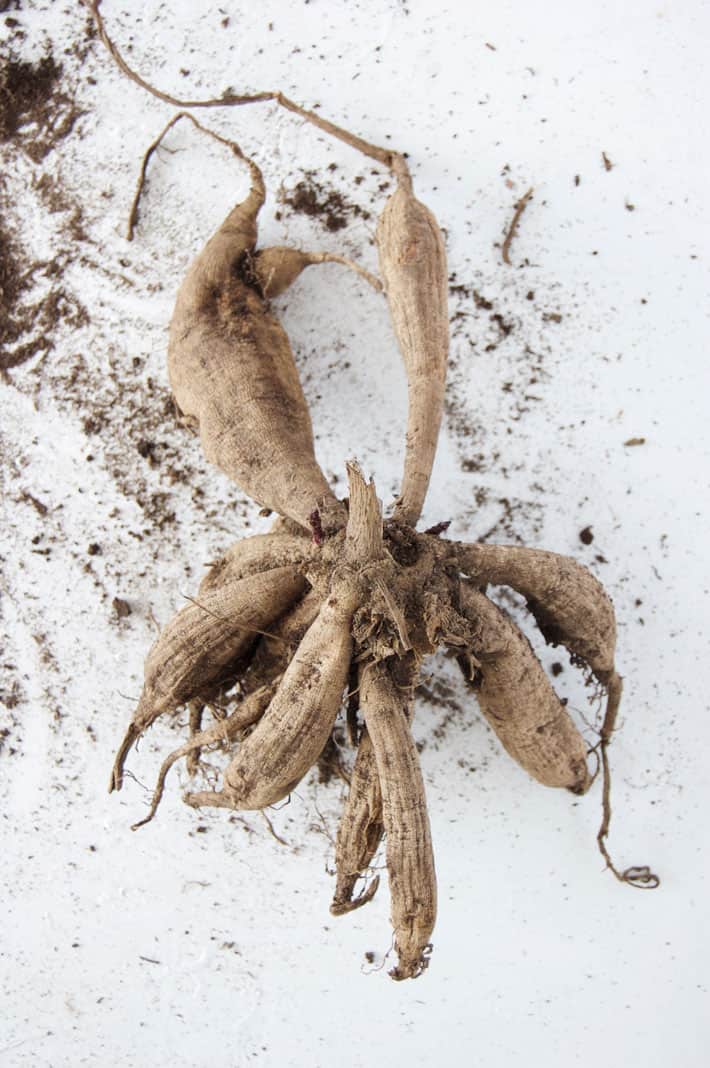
[112,468,658,980]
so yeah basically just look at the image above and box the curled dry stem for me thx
[595,672,660,889]
[90,0,400,170]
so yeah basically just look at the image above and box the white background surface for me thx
[1,1,708,1065]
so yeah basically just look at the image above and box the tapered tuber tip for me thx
[389,944,433,981]
[330,875,380,916]
[108,724,139,793]
[568,759,593,796]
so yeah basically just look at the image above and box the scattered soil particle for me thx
[417,676,462,715]
[19,490,49,516]
[112,597,132,619]
[551,662,564,676]
[579,526,594,545]
[490,311,513,337]
[473,289,493,311]
[624,436,646,447]
[282,170,371,232]
[602,152,613,172]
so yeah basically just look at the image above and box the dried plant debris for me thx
[91,1,658,983]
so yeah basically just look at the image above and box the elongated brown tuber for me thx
[360,658,436,980]
[457,583,591,792]
[331,653,419,914]
[167,142,347,533]
[186,583,358,811]
[376,156,449,527]
[453,542,617,680]
[110,566,306,792]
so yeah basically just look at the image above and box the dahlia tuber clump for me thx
[93,1,657,983]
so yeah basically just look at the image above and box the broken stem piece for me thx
[502,186,534,265]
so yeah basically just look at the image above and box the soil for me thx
[0,37,91,373]
[281,168,375,232]
[0,214,89,373]
[0,48,81,162]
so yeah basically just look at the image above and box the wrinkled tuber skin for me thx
[453,542,617,681]
[131,589,325,830]
[109,566,307,792]
[186,580,359,811]
[360,657,436,980]
[331,653,419,915]
[168,152,349,534]
[199,531,316,594]
[376,154,449,528]
[114,466,629,978]
[457,583,591,793]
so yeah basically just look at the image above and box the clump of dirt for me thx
[0,46,81,162]
[0,37,90,374]
[281,169,371,232]
[0,215,89,375]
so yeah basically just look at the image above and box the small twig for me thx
[501,186,534,266]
